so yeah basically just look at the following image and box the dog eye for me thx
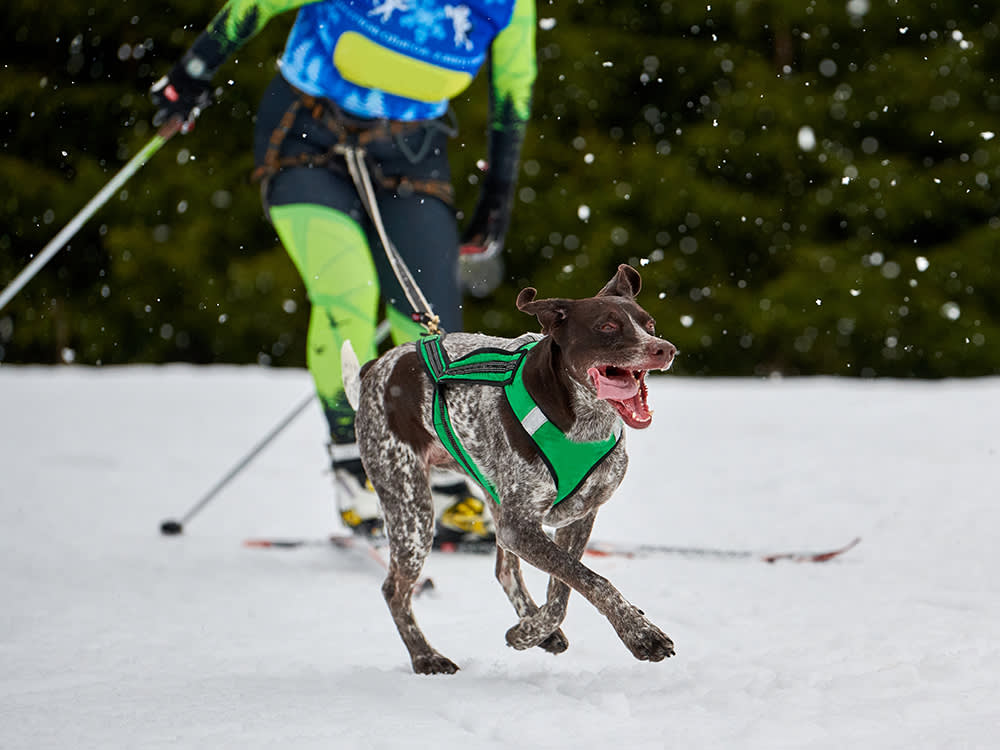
[646,320,656,333]
[600,322,620,333]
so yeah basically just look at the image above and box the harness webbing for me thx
[417,335,622,505]
[251,85,455,207]
[503,357,622,504]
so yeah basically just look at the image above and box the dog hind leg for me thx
[376,469,460,674]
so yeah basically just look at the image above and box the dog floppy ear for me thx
[517,287,569,333]
[597,264,641,299]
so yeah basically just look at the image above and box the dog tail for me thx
[341,340,362,411]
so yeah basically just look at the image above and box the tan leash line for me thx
[337,142,443,336]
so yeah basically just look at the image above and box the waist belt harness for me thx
[252,85,456,207]
[417,335,622,505]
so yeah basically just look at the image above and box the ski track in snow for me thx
[1,364,998,749]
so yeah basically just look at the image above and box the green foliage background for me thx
[2,0,999,377]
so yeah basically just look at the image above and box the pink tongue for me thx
[588,367,639,400]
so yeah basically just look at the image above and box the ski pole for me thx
[160,320,392,535]
[159,390,316,535]
[0,117,182,314]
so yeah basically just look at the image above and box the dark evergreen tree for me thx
[3,1,999,376]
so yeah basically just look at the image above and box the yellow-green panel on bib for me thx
[333,31,473,103]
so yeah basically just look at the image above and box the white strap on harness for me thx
[520,405,548,436]
[520,405,623,441]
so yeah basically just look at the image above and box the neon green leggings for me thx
[270,204,425,442]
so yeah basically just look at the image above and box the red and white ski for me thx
[244,535,861,564]
[583,536,861,563]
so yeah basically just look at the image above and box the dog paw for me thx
[506,618,563,652]
[411,652,460,675]
[611,607,674,662]
[621,620,675,662]
[505,621,539,651]
[537,629,569,654]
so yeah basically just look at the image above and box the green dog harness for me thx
[417,335,622,505]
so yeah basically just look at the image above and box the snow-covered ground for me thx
[1,364,997,749]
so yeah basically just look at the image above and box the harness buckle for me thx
[414,312,442,335]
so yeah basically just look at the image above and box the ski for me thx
[244,535,860,564]
[583,536,861,563]
[244,535,435,594]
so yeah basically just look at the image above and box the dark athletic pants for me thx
[254,74,462,444]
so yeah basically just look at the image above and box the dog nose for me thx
[651,340,676,358]
[650,339,677,367]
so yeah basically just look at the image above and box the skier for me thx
[150,0,536,544]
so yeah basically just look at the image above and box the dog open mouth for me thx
[587,365,653,429]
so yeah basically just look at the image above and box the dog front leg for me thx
[498,522,675,662]
[498,514,593,652]
[495,547,569,654]
[543,512,596,612]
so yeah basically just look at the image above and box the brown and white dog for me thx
[343,264,677,674]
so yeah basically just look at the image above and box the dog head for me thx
[516,264,676,429]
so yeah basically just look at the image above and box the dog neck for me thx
[521,337,621,442]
